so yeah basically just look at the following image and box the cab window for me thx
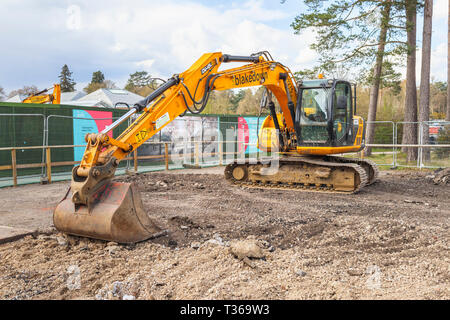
[333,83,352,142]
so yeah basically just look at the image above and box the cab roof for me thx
[299,79,334,88]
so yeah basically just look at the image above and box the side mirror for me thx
[337,95,347,110]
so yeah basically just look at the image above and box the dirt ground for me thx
[0,167,448,300]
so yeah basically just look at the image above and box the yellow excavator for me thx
[22,84,61,104]
[53,52,378,243]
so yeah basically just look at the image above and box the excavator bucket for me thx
[53,181,161,243]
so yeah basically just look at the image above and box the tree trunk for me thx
[419,0,433,161]
[365,1,392,156]
[402,0,418,162]
[447,0,450,121]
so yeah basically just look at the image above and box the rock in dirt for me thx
[56,236,68,247]
[156,180,168,188]
[229,239,266,260]
[295,269,307,277]
[205,234,226,246]
[433,168,450,185]
[190,242,201,249]
[107,245,120,255]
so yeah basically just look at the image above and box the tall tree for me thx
[91,71,105,84]
[447,0,450,121]
[291,0,407,155]
[125,71,156,96]
[430,80,447,117]
[83,71,115,94]
[365,0,394,156]
[402,0,418,162]
[419,0,433,160]
[58,64,76,92]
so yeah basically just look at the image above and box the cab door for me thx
[332,82,353,146]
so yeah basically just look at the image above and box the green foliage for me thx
[83,79,116,94]
[373,123,400,144]
[230,90,246,112]
[360,60,402,95]
[202,88,268,115]
[432,81,447,92]
[436,125,450,158]
[125,71,156,96]
[83,71,116,93]
[293,68,320,81]
[91,71,105,84]
[290,0,408,79]
[58,64,76,92]
[125,71,152,89]
[430,81,447,116]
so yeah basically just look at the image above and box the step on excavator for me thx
[22,84,61,104]
[54,52,378,243]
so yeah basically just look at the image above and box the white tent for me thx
[75,88,143,109]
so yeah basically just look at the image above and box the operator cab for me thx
[295,79,357,148]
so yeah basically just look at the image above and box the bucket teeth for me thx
[53,182,161,243]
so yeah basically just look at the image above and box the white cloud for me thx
[0,0,317,92]
[135,59,155,71]
[433,0,448,20]
[2,0,447,94]
[430,42,447,81]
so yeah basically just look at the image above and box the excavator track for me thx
[323,156,379,186]
[224,156,372,193]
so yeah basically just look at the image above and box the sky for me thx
[0,0,448,94]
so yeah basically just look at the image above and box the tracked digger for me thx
[22,84,61,104]
[54,52,378,243]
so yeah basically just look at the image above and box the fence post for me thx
[195,142,200,166]
[240,143,245,161]
[133,149,138,173]
[11,149,17,187]
[165,143,169,170]
[393,123,398,168]
[46,147,52,184]
[218,142,223,166]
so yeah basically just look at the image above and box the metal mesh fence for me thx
[1,114,450,188]
[45,115,130,177]
[0,114,45,180]
[365,121,396,166]
[420,121,450,168]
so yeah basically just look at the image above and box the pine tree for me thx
[58,64,76,92]
[419,0,433,160]
[125,71,156,96]
[402,0,418,162]
[91,71,105,84]
[83,71,111,94]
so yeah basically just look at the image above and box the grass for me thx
[344,148,450,169]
